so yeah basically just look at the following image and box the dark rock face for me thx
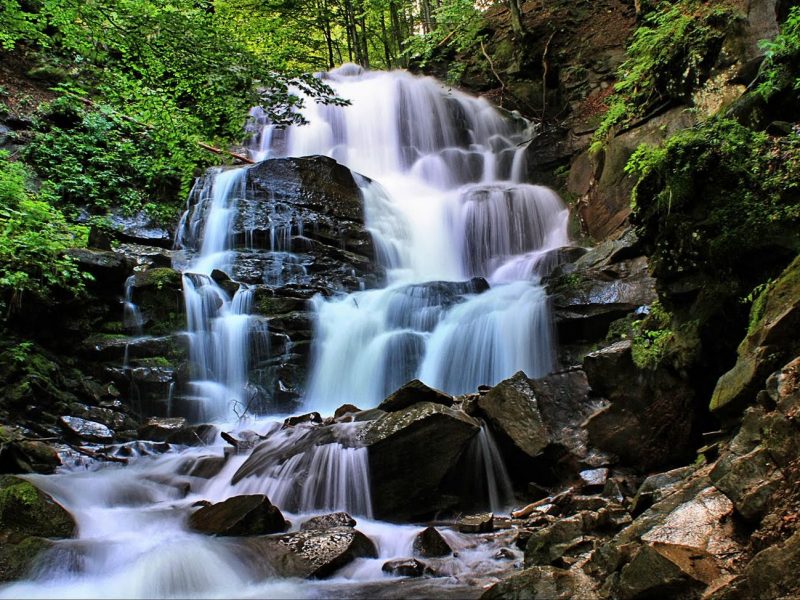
[413,526,452,558]
[362,402,481,521]
[378,379,454,412]
[244,526,378,579]
[582,340,695,471]
[300,512,357,531]
[188,494,287,536]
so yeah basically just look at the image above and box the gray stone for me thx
[381,558,435,577]
[458,513,494,534]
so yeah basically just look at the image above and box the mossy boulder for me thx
[0,476,75,583]
[0,476,75,538]
[711,256,800,414]
[131,267,185,335]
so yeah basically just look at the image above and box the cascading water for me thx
[1,67,571,599]
[251,65,569,412]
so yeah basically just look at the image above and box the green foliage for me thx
[757,6,800,100]
[402,0,485,67]
[631,301,673,369]
[593,1,734,147]
[628,117,800,291]
[0,152,89,312]
[23,98,183,217]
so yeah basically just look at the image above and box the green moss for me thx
[0,477,74,538]
[135,268,181,290]
[631,301,673,370]
[0,534,52,582]
[592,1,738,149]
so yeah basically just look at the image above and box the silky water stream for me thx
[0,65,571,598]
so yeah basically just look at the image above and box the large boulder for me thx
[482,565,599,599]
[378,380,454,412]
[243,526,377,579]
[582,340,695,471]
[188,494,287,536]
[413,526,452,558]
[362,402,480,520]
[0,476,76,582]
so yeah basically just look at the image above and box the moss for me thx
[134,356,172,368]
[134,267,182,290]
[746,255,800,337]
[0,534,52,582]
[0,477,75,538]
[631,301,673,370]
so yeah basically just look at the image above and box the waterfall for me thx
[251,66,569,413]
[175,167,254,421]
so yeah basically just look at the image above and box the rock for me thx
[477,372,549,459]
[0,533,53,582]
[576,107,695,240]
[184,455,227,479]
[188,494,287,536]
[716,530,800,600]
[300,512,357,531]
[64,248,130,286]
[631,465,696,515]
[711,256,800,414]
[413,526,452,558]
[334,404,361,419]
[129,267,185,334]
[165,424,219,446]
[617,544,705,600]
[283,412,323,428]
[579,468,609,492]
[525,514,586,566]
[458,513,494,534]
[67,403,136,432]
[377,379,454,412]
[362,402,480,520]
[113,243,175,269]
[481,565,599,599]
[58,416,115,443]
[582,340,695,471]
[138,417,187,442]
[709,407,785,520]
[0,476,76,538]
[244,526,378,579]
[0,440,61,475]
[381,558,435,577]
[108,210,174,248]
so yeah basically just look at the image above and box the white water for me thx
[251,65,569,413]
[1,67,569,599]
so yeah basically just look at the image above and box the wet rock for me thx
[165,424,219,446]
[221,430,263,452]
[413,526,452,558]
[334,404,361,419]
[80,334,186,363]
[130,267,185,334]
[711,256,800,414]
[0,440,61,475]
[382,558,435,577]
[64,248,130,286]
[378,379,454,412]
[109,211,174,248]
[582,340,695,471]
[188,494,287,536]
[137,417,187,442]
[113,243,175,269]
[283,412,323,428]
[481,565,599,599]
[579,468,609,492]
[68,403,136,432]
[184,455,227,479]
[300,512,357,531]
[58,416,114,444]
[477,372,549,459]
[525,514,586,566]
[617,544,705,600]
[458,513,494,533]
[0,533,53,583]
[362,402,480,520]
[631,465,696,515]
[244,526,378,579]
[636,487,741,586]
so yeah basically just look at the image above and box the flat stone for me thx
[458,513,494,534]
[58,416,114,443]
[300,512,357,531]
[579,468,609,491]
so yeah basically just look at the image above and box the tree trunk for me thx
[508,0,525,37]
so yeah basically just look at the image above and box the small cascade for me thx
[175,167,255,421]
[464,423,516,513]
[122,275,144,335]
[249,65,569,411]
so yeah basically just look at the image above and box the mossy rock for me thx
[0,532,52,582]
[0,476,75,538]
[131,268,185,334]
[711,256,800,414]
